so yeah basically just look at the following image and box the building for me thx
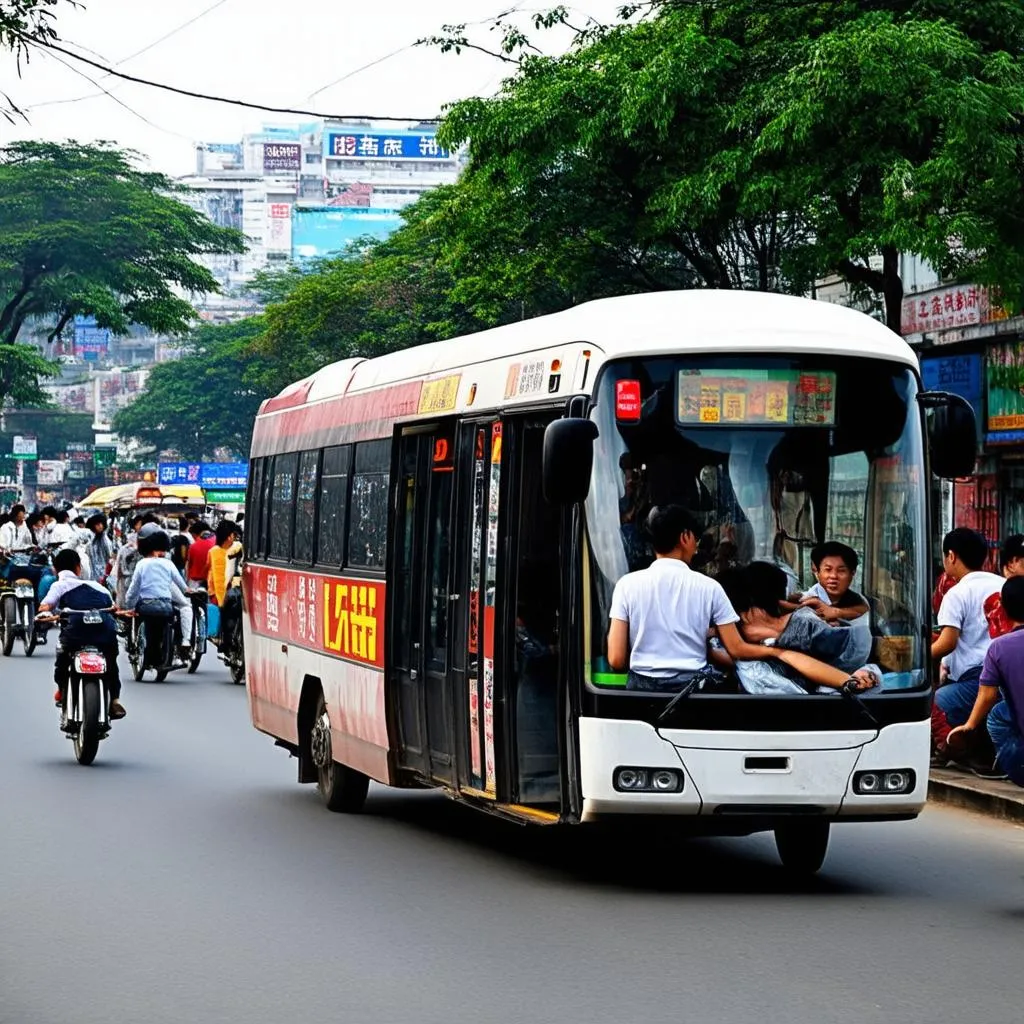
[184,120,466,280]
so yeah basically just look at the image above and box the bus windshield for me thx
[585,354,928,692]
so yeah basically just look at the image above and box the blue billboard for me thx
[325,129,451,161]
[158,462,249,487]
[158,462,201,485]
[292,208,403,261]
[73,315,110,361]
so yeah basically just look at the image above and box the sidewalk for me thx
[929,768,1024,824]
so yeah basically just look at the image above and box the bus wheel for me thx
[310,692,369,813]
[774,820,830,874]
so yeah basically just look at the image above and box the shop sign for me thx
[901,284,1007,336]
[987,341,1024,434]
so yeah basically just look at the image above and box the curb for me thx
[928,768,1024,824]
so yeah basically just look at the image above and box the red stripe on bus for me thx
[252,381,423,457]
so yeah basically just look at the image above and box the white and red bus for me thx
[243,290,974,871]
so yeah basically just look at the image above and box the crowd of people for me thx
[1,502,244,721]
[606,506,1024,786]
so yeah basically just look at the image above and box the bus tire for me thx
[774,820,830,874]
[310,691,369,813]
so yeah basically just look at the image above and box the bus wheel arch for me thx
[297,677,369,813]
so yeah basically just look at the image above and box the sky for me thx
[0,0,628,176]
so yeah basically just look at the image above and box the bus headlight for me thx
[853,769,915,795]
[613,767,683,793]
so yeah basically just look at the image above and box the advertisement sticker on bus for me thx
[418,375,462,414]
[322,579,385,669]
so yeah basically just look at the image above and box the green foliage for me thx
[435,0,1024,330]
[113,319,266,461]
[0,140,245,406]
[254,192,502,392]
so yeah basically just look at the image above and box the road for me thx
[3,648,1024,1024]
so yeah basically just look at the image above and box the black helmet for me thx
[139,530,171,556]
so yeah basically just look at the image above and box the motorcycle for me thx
[218,581,245,685]
[0,548,53,657]
[36,607,123,766]
[126,590,206,682]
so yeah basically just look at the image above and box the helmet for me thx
[138,529,171,556]
[138,522,164,539]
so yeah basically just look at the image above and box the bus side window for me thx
[293,450,320,565]
[316,445,351,569]
[269,452,299,561]
[347,440,390,570]
[257,457,274,560]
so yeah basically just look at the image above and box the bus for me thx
[243,290,975,872]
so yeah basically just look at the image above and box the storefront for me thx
[902,283,1020,568]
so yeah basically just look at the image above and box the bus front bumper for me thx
[578,717,930,824]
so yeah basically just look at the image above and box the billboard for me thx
[901,284,1007,337]
[263,142,301,172]
[73,315,111,361]
[987,341,1024,435]
[12,435,37,459]
[200,462,248,488]
[158,462,249,488]
[325,130,451,161]
[37,461,65,486]
[267,203,293,252]
[292,208,402,261]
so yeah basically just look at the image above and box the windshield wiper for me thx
[840,679,880,731]
[657,675,703,725]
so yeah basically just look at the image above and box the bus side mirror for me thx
[922,392,977,479]
[543,418,599,504]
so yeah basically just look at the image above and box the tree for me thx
[0,141,245,405]
[1,1,77,119]
[113,319,266,461]
[435,1,1024,331]
[253,191,501,391]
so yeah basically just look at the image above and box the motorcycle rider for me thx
[38,548,126,720]
[0,503,33,581]
[84,514,114,586]
[124,529,195,658]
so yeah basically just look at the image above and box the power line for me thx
[27,0,234,111]
[116,0,233,67]
[31,41,195,143]
[21,35,439,122]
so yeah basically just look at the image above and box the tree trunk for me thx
[881,246,904,335]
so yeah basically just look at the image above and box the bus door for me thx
[503,415,564,809]
[391,424,457,784]
[450,420,503,798]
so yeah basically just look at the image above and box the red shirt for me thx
[186,535,216,583]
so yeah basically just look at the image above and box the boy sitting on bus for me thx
[720,562,880,693]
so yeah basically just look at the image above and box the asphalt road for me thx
[3,647,1024,1024]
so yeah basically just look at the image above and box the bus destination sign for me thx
[677,369,837,427]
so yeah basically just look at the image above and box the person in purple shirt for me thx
[947,576,1024,785]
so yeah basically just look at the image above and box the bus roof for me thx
[260,290,918,415]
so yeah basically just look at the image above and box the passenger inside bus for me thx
[716,562,881,693]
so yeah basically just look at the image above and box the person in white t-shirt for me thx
[607,505,785,692]
[932,528,1005,755]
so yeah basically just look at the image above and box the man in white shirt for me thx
[0,503,33,553]
[932,528,1005,756]
[607,505,783,691]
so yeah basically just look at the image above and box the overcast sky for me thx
[0,0,626,175]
